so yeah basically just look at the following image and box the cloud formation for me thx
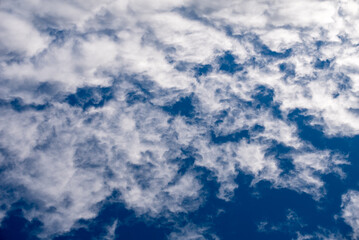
[0,0,359,239]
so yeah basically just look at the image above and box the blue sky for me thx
[1,0,359,239]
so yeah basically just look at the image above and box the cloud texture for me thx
[1,0,359,239]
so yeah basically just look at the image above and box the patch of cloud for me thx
[341,190,359,239]
[296,231,346,240]
[0,11,50,59]
[167,223,214,240]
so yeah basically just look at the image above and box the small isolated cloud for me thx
[168,223,212,240]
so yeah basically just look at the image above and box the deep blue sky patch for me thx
[163,95,196,118]
[217,51,243,74]
[65,86,113,110]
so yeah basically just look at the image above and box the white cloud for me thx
[0,0,357,238]
[0,11,50,57]
[342,190,359,239]
[168,223,209,240]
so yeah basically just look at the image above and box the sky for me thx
[1,0,359,239]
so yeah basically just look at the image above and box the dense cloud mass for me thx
[1,0,359,239]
